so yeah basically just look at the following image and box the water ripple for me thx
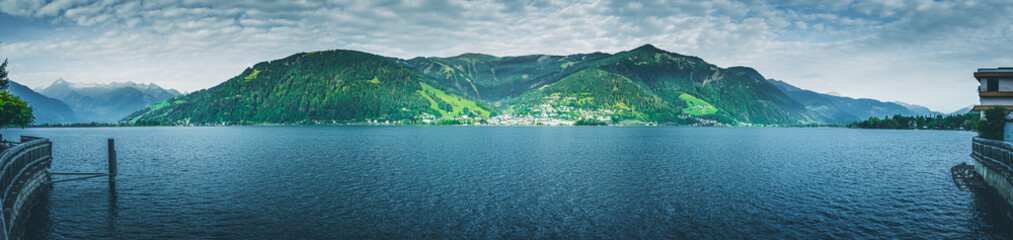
[0,126,1006,239]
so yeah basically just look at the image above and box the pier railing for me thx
[971,137,1013,175]
[0,136,52,240]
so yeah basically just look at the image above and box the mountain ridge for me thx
[124,45,943,126]
[124,49,495,125]
[6,81,78,124]
[767,79,943,123]
[400,44,824,124]
[38,79,181,123]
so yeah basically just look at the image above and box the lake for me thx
[1,126,1008,238]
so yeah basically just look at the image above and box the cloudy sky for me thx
[1,0,1010,113]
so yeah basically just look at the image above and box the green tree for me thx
[849,112,980,131]
[0,59,7,91]
[978,106,1007,140]
[0,92,33,128]
[0,59,34,128]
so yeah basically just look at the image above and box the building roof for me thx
[975,67,1013,79]
[978,67,1013,72]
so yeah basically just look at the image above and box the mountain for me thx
[891,101,943,116]
[124,44,937,126]
[504,67,685,123]
[5,81,78,124]
[767,79,942,123]
[124,50,496,124]
[409,44,823,125]
[39,79,181,123]
[401,52,610,100]
[950,105,973,115]
[575,44,821,124]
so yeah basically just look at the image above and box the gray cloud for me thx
[0,0,1008,112]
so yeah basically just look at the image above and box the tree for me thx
[978,106,1006,141]
[0,92,33,128]
[0,58,34,128]
[849,112,979,131]
[0,59,7,91]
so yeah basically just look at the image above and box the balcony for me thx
[973,105,1013,111]
[979,91,1013,97]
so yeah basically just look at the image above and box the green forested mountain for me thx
[402,44,823,125]
[125,50,495,124]
[125,44,933,126]
[579,44,821,124]
[504,68,686,123]
[400,52,610,100]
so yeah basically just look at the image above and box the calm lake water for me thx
[1,126,1009,239]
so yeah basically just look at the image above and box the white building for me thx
[975,67,1013,141]
[975,67,1013,109]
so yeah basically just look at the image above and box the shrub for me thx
[574,118,608,126]
[977,106,1007,140]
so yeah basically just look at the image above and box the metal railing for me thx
[971,137,1013,175]
[0,136,52,240]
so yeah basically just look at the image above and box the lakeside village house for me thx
[975,67,1013,141]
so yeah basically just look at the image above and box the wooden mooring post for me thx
[107,139,117,180]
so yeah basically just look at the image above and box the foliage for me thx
[0,59,34,128]
[123,45,940,126]
[403,52,610,101]
[132,119,163,126]
[483,45,815,125]
[679,93,718,115]
[848,112,980,131]
[0,91,34,128]
[506,68,681,123]
[418,82,491,119]
[437,119,462,125]
[574,118,608,126]
[0,59,8,91]
[591,46,817,124]
[978,107,1006,140]
[31,120,161,127]
[125,50,496,125]
[410,44,820,125]
[149,100,171,111]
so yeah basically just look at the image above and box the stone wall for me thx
[971,137,1013,207]
[972,156,1013,207]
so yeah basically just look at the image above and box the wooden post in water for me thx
[108,139,117,179]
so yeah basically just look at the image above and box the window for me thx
[988,78,999,91]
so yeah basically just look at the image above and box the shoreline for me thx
[20,121,974,131]
[26,121,823,128]
[20,123,975,130]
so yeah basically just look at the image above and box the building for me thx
[974,67,1013,141]
[970,68,1013,209]
[974,67,1013,110]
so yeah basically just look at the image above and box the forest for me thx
[847,113,979,130]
